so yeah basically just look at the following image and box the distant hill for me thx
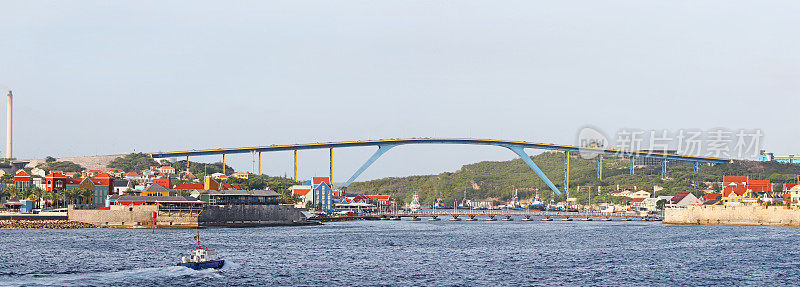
[346,152,800,206]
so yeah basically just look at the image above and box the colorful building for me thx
[13,170,31,190]
[721,176,773,205]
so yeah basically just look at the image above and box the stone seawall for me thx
[199,205,309,227]
[68,205,199,228]
[665,205,800,227]
[68,205,309,228]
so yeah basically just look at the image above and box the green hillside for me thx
[346,152,800,206]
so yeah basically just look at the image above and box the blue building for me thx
[304,177,334,212]
[759,150,799,164]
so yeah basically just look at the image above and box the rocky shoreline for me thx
[0,220,97,229]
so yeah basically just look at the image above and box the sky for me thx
[1,0,799,181]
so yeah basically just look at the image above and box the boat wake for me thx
[0,262,238,287]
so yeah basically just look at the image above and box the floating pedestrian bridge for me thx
[151,138,730,195]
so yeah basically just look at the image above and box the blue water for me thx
[0,219,798,286]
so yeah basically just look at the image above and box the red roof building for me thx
[366,195,391,207]
[13,170,31,190]
[629,197,645,209]
[45,171,68,191]
[154,178,171,189]
[293,188,311,197]
[312,177,331,186]
[174,183,204,190]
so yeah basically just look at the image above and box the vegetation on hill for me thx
[171,160,234,176]
[107,153,160,172]
[36,160,84,173]
[346,152,800,206]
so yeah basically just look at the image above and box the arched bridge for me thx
[150,138,730,194]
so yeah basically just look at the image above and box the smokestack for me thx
[6,90,11,159]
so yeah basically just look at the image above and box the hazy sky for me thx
[1,1,799,181]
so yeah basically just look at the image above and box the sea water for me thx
[0,220,798,286]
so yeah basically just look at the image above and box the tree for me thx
[656,199,667,211]
[37,161,84,173]
[176,189,190,197]
[107,153,159,172]
[45,156,57,163]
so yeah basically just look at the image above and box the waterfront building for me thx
[721,176,772,205]
[629,197,645,209]
[639,197,660,211]
[290,177,334,211]
[197,189,281,205]
[788,185,800,206]
[140,183,176,197]
[106,195,203,208]
[44,171,68,191]
[366,195,392,209]
[702,194,722,205]
[13,170,31,191]
[667,192,703,207]
[290,185,312,207]
[310,177,334,211]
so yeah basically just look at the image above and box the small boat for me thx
[177,231,225,270]
[409,192,421,212]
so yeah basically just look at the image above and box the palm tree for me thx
[80,188,93,204]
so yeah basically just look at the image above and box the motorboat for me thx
[177,231,225,270]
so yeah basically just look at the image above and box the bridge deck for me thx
[150,138,729,163]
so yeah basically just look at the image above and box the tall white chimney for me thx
[6,90,11,159]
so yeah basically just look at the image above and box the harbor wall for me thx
[199,205,308,227]
[68,204,309,228]
[664,205,800,227]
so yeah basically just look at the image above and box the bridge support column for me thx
[258,152,262,175]
[630,157,635,175]
[597,155,603,180]
[661,159,667,180]
[502,215,513,221]
[564,152,570,193]
[522,215,532,221]
[466,215,477,221]
[429,216,440,221]
[294,150,298,181]
[449,215,461,221]
[342,144,398,188]
[504,145,562,195]
[485,215,496,221]
[329,148,334,184]
[222,154,226,175]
